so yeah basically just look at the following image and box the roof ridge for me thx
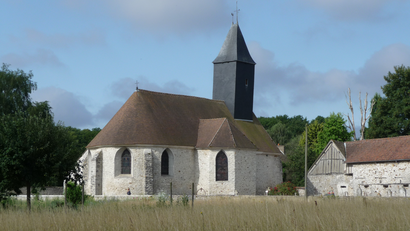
[345,135,410,143]
[199,118,226,122]
[226,119,237,148]
[138,89,226,103]
[208,118,226,147]
[228,120,256,149]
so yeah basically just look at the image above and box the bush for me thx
[66,181,82,205]
[268,182,298,196]
[156,191,169,207]
[176,195,189,206]
[0,191,16,209]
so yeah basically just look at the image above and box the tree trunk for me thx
[345,88,356,140]
[27,182,31,213]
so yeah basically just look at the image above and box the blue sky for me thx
[1,0,410,131]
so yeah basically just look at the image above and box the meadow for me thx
[1,196,409,230]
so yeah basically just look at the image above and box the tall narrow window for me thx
[161,150,169,175]
[216,151,228,181]
[121,149,131,174]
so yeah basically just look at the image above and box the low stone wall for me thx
[18,187,64,195]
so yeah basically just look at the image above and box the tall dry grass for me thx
[1,196,409,230]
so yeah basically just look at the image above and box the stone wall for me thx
[234,150,256,195]
[352,162,410,197]
[81,146,283,196]
[152,147,196,195]
[307,174,353,196]
[308,162,410,197]
[206,149,236,195]
[255,154,282,195]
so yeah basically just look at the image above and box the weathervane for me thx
[135,80,139,91]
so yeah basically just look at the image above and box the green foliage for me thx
[176,195,189,206]
[268,122,290,145]
[66,127,101,159]
[283,113,352,186]
[367,65,410,138]
[66,181,83,205]
[316,112,353,154]
[0,64,81,211]
[259,115,308,139]
[268,181,298,195]
[283,142,318,186]
[0,63,37,115]
[156,191,169,207]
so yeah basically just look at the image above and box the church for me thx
[79,22,283,196]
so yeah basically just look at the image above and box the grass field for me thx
[1,196,409,230]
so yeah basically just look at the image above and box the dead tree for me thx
[345,88,375,141]
[345,88,356,141]
[359,92,375,140]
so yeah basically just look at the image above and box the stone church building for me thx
[79,22,283,196]
[308,136,410,197]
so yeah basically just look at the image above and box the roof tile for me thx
[346,136,410,163]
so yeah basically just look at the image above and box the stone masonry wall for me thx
[206,149,236,195]
[307,174,353,196]
[196,149,210,195]
[352,162,410,197]
[104,147,147,196]
[152,147,196,195]
[234,150,256,195]
[255,154,282,195]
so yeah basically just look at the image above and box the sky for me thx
[1,0,410,132]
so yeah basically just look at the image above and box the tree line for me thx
[259,65,410,186]
[1,63,409,204]
[259,113,352,186]
[0,64,99,211]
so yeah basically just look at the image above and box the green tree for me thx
[0,112,78,211]
[284,113,352,186]
[66,127,101,159]
[316,113,353,154]
[367,65,410,138]
[0,65,79,211]
[0,63,36,115]
[268,122,290,145]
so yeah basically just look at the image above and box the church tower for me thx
[212,22,256,121]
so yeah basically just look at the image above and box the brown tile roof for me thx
[196,118,256,149]
[87,90,280,154]
[345,136,410,163]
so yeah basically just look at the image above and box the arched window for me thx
[216,151,228,181]
[121,149,131,174]
[161,150,169,175]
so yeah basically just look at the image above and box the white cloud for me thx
[0,49,64,68]
[10,29,106,49]
[31,87,94,128]
[249,42,410,113]
[95,100,124,123]
[63,0,230,36]
[299,0,406,21]
[110,77,195,99]
[106,0,229,34]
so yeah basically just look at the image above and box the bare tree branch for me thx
[359,92,375,140]
[345,88,356,140]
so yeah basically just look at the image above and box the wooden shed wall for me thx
[309,144,345,175]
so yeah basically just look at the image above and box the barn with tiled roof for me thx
[307,136,410,197]
[79,22,283,196]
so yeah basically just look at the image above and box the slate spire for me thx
[212,23,256,121]
[213,23,255,65]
